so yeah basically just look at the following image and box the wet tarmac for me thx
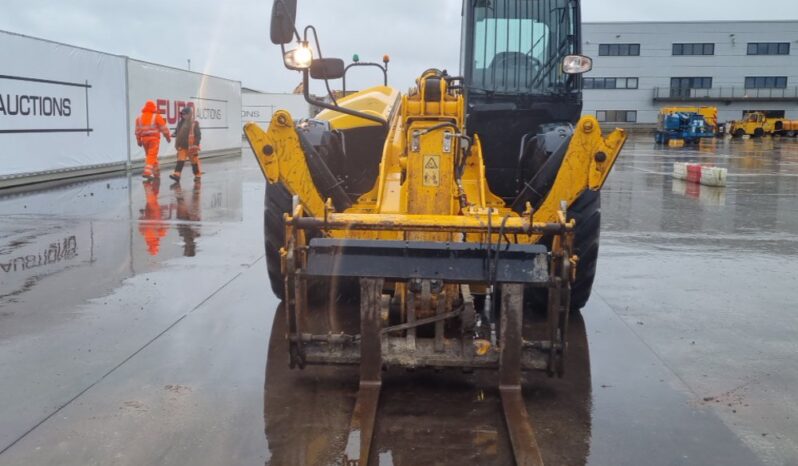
[0,135,796,465]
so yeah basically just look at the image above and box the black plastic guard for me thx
[305,238,550,285]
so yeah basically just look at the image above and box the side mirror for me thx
[270,0,297,45]
[562,55,593,75]
[310,58,346,80]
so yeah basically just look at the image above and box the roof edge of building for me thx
[584,19,798,25]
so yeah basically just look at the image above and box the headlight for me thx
[284,42,313,70]
[562,55,593,75]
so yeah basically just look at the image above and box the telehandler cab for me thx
[245,1,626,464]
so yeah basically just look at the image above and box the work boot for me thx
[191,163,202,182]
[171,160,185,183]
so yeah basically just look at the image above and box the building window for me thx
[596,110,637,123]
[584,77,639,89]
[598,43,641,56]
[673,43,714,55]
[670,77,712,98]
[747,42,790,55]
[745,76,788,89]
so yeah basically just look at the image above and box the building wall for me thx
[582,21,798,125]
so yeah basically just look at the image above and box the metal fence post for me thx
[124,57,132,171]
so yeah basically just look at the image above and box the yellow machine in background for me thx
[659,106,718,132]
[248,1,626,464]
[728,112,798,137]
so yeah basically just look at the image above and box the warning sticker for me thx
[422,155,440,186]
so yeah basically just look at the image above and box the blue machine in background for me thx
[655,111,715,144]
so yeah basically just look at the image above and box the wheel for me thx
[518,135,604,312]
[525,189,601,313]
[733,129,745,138]
[753,128,764,138]
[264,182,292,299]
[264,181,355,302]
[567,189,601,311]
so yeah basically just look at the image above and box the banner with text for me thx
[127,60,242,161]
[0,31,128,177]
[241,92,310,129]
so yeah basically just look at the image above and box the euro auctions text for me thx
[0,94,72,117]
[157,98,224,126]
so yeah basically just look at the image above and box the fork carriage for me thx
[279,203,576,465]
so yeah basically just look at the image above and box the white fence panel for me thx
[127,60,242,162]
[0,31,128,178]
[242,93,310,128]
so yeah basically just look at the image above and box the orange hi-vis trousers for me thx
[173,146,201,179]
[142,139,162,177]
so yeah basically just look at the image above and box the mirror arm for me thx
[302,70,388,128]
[302,25,338,106]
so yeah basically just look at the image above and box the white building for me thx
[582,21,798,126]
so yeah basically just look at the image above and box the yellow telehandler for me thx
[245,1,626,464]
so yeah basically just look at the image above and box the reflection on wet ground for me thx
[263,305,592,465]
[0,159,243,314]
[0,154,263,461]
[0,136,796,465]
[597,135,798,465]
[138,179,203,257]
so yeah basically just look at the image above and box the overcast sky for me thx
[2,0,797,93]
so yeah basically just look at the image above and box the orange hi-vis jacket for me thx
[135,100,170,144]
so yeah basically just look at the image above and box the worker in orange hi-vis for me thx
[170,106,202,183]
[135,100,172,181]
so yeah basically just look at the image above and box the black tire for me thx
[264,182,353,303]
[568,190,601,311]
[264,182,292,299]
[754,128,765,138]
[525,189,601,313]
[733,129,745,138]
[518,135,603,312]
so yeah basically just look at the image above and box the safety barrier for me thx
[673,162,727,187]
